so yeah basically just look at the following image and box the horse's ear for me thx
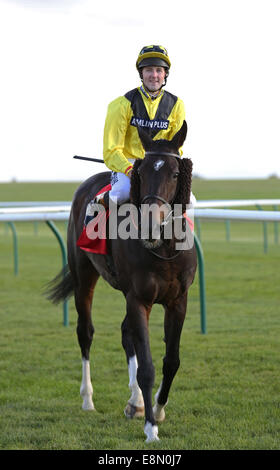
[171,120,188,150]
[137,126,153,151]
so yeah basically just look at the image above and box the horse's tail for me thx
[44,264,74,304]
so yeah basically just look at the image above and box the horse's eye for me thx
[173,172,179,179]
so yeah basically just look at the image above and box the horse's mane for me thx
[130,159,142,206]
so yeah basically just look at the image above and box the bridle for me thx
[140,150,181,208]
[145,151,181,159]
[137,150,186,261]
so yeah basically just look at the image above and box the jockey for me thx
[97,45,194,208]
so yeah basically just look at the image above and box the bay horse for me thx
[47,121,197,442]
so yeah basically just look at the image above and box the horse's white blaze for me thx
[128,355,144,407]
[144,421,160,442]
[80,358,95,410]
[153,382,168,422]
[154,159,165,171]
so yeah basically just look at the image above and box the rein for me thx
[149,244,183,261]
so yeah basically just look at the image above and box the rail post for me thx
[273,205,278,244]
[194,232,207,334]
[224,207,231,241]
[256,205,268,253]
[7,222,19,276]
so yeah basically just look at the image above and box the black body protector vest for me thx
[124,88,178,139]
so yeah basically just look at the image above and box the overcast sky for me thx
[0,0,280,181]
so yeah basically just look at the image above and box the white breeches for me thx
[109,171,132,205]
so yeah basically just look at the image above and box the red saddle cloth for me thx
[76,184,111,255]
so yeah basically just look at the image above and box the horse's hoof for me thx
[146,435,160,443]
[82,395,95,411]
[144,422,160,442]
[153,404,166,422]
[124,403,145,419]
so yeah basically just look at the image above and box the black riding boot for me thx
[95,191,116,277]
[95,190,110,210]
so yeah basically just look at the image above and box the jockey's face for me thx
[142,66,166,93]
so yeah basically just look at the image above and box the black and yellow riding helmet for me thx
[136,45,171,84]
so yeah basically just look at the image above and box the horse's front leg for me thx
[121,315,144,419]
[153,294,187,422]
[126,292,159,442]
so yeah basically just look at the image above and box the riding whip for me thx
[73,155,104,164]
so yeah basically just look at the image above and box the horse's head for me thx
[130,121,193,247]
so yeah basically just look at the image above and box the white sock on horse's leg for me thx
[153,382,167,422]
[80,358,95,410]
[128,355,144,406]
[144,421,160,442]
[124,355,144,418]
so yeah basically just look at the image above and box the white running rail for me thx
[1,200,280,223]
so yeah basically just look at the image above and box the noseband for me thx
[140,195,173,230]
[141,194,171,206]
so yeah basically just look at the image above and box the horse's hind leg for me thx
[74,258,99,411]
[121,315,144,419]
[153,295,187,422]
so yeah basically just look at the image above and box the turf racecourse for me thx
[0,179,279,450]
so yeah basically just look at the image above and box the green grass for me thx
[0,177,279,202]
[192,177,280,200]
[0,180,280,449]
